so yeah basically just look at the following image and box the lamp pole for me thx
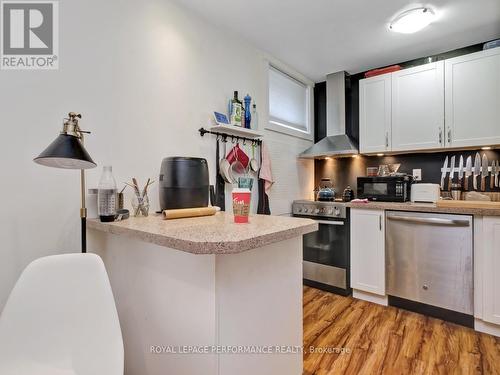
[80,161,87,253]
[72,114,89,253]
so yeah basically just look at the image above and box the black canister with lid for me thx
[342,186,355,202]
[159,157,209,210]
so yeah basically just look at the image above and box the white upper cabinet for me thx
[445,48,500,148]
[391,61,444,151]
[359,73,392,154]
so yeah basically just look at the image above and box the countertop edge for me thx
[87,218,318,255]
[346,202,500,216]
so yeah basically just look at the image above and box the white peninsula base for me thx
[89,231,303,375]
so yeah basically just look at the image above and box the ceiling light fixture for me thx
[482,146,492,150]
[389,7,435,34]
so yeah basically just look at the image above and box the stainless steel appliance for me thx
[292,200,351,296]
[357,175,412,202]
[299,71,358,158]
[386,211,473,326]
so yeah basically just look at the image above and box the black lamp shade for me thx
[34,134,97,170]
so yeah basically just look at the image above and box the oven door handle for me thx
[314,220,345,226]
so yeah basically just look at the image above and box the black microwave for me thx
[357,175,413,202]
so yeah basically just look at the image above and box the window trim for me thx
[265,60,314,141]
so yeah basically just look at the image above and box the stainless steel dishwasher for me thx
[386,211,473,321]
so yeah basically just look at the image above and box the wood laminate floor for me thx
[303,286,500,375]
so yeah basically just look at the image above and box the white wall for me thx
[0,0,313,310]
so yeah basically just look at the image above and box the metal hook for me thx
[243,138,247,145]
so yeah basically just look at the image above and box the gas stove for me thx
[292,200,348,219]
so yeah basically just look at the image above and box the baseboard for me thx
[475,318,500,338]
[352,289,388,306]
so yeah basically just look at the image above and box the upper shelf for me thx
[209,125,263,139]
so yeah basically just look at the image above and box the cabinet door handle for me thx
[447,129,452,144]
[379,215,382,231]
[439,128,443,145]
[385,133,389,148]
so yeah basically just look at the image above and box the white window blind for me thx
[269,65,309,133]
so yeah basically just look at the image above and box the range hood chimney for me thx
[299,71,359,158]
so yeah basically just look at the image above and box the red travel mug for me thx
[232,188,251,223]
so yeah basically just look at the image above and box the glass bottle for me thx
[244,94,252,129]
[230,91,243,127]
[251,103,258,129]
[98,166,117,222]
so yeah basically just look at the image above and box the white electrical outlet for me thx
[413,169,422,181]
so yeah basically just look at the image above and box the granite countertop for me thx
[346,201,500,216]
[88,212,318,255]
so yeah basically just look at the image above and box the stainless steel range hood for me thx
[299,71,359,158]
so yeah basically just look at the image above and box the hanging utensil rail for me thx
[198,127,262,146]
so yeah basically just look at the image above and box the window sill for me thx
[265,121,313,141]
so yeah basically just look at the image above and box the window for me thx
[268,64,312,139]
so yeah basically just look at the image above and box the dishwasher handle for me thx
[387,215,470,227]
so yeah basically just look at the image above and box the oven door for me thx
[303,219,348,267]
[300,217,350,292]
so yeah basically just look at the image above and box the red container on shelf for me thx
[365,65,402,78]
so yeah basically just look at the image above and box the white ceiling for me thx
[174,0,500,81]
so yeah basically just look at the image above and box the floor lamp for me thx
[34,112,97,253]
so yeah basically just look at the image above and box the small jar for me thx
[132,194,150,217]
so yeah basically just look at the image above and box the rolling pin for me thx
[162,206,220,220]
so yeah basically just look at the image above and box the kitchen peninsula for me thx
[88,213,317,375]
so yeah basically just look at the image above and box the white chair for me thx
[0,254,123,375]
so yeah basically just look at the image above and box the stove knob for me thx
[297,207,302,213]
[334,208,341,216]
[314,208,320,214]
[326,208,333,215]
[303,208,309,213]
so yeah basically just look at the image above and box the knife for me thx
[491,160,497,189]
[448,155,455,191]
[481,153,489,191]
[464,156,472,191]
[458,155,464,188]
[473,152,481,190]
[495,160,500,187]
[440,156,448,191]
